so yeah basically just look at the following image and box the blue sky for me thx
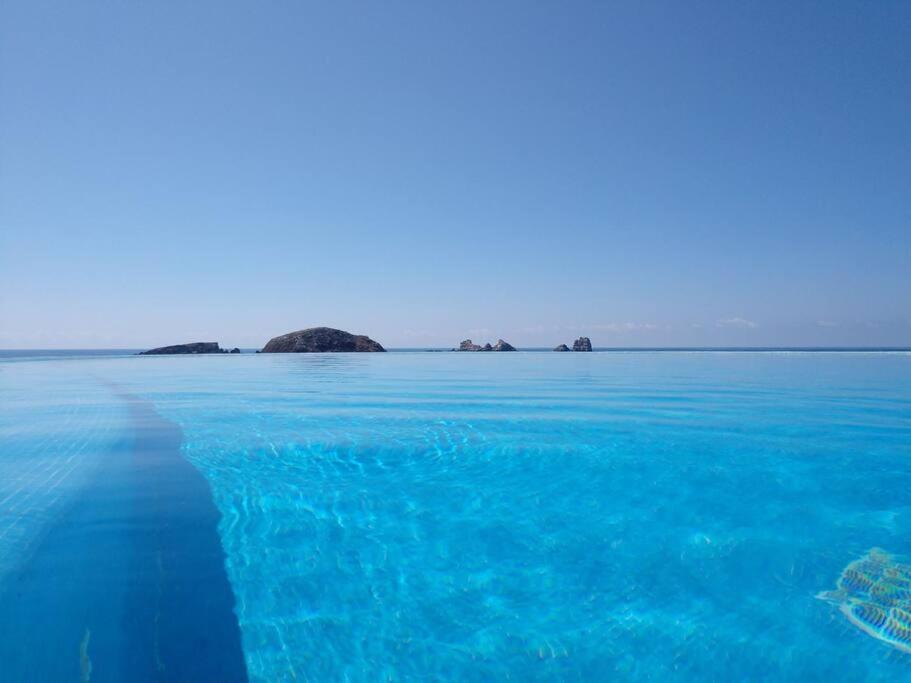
[1,1,909,348]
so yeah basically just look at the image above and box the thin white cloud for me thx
[816,320,838,328]
[716,317,758,329]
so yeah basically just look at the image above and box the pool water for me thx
[1,351,910,680]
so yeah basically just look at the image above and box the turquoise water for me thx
[1,351,910,680]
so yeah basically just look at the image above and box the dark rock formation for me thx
[456,338,516,351]
[139,342,226,355]
[572,337,593,352]
[553,344,571,352]
[261,327,385,353]
[229,348,241,354]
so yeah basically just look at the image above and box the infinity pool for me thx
[1,351,910,680]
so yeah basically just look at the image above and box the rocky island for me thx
[455,339,516,351]
[573,337,593,352]
[261,327,385,353]
[551,338,593,351]
[139,342,239,355]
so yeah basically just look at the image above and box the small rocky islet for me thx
[138,342,240,355]
[261,327,385,353]
[455,339,516,352]
[551,338,592,351]
[572,336,593,351]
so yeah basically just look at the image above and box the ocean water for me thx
[1,351,910,681]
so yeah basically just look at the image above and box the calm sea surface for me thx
[1,351,910,680]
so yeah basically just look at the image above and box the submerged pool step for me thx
[0,387,123,586]
[0,389,248,682]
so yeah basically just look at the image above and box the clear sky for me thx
[1,1,909,349]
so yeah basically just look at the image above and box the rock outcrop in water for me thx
[572,337,593,352]
[261,327,385,353]
[553,344,571,352]
[139,342,228,355]
[455,338,516,351]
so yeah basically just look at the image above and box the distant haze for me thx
[1,2,909,349]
